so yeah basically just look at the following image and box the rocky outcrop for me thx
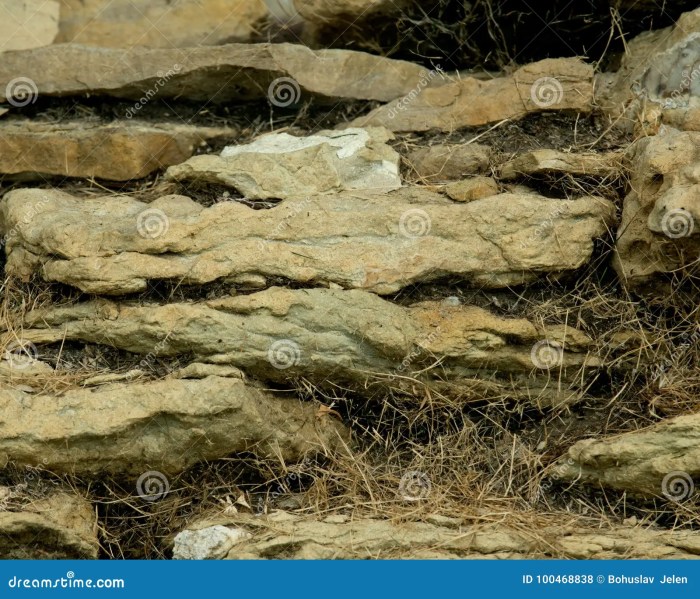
[0,0,58,52]
[0,375,349,476]
[173,510,700,559]
[351,58,594,132]
[1,188,615,295]
[0,121,238,181]
[612,127,700,290]
[165,128,400,198]
[0,490,98,559]
[0,43,427,104]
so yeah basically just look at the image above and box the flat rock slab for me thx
[407,143,492,182]
[498,149,623,180]
[0,120,238,181]
[0,375,348,476]
[0,42,427,104]
[0,0,59,52]
[351,58,594,132]
[165,127,401,199]
[1,188,615,295]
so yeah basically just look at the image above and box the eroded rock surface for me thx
[0,0,59,52]
[407,143,492,182]
[2,188,615,295]
[498,149,622,180]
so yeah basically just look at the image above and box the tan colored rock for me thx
[2,188,615,295]
[293,0,403,22]
[0,375,349,476]
[165,127,401,199]
[174,510,700,559]
[18,287,602,408]
[0,43,426,104]
[0,120,238,181]
[555,411,700,498]
[444,177,499,202]
[612,127,700,290]
[0,1,59,52]
[407,143,491,182]
[57,0,267,48]
[0,490,98,559]
[499,149,623,180]
[352,58,594,132]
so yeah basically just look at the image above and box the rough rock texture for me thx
[444,177,499,202]
[174,511,700,559]
[173,525,251,560]
[407,143,492,182]
[0,121,238,181]
[165,128,401,198]
[498,149,622,180]
[0,43,427,104]
[19,286,602,408]
[612,127,700,290]
[0,0,59,52]
[293,0,403,22]
[0,490,98,559]
[1,188,615,295]
[0,375,349,475]
[555,412,700,497]
[57,0,268,48]
[352,58,594,132]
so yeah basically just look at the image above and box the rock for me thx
[19,286,602,408]
[498,149,623,180]
[165,127,401,199]
[173,510,700,559]
[351,58,594,132]
[407,143,491,182]
[555,411,700,497]
[2,188,615,295]
[172,363,245,380]
[57,0,267,48]
[0,375,349,476]
[0,43,427,104]
[612,127,700,290]
[444,177,499,202]
[173,525,251,560]
[0,120,238,181]
[0,490,98,559]
[293,0,404,23]
[82,370,144,387]
[0,0,59,52]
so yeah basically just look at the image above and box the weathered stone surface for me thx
[0,375,349,476]
[407,143,491,182]
[165,128,400,199]
[444,177,499,202]
[555,412,700,497]
[351,58,594,132]
[498,149,622,180]
[2,188,615,295]
[174,510,700,559]
[0,490,98,559]
[0,0,59,52]
[173,525,251,560]
[0,121,238,181]
[19,287,601,407]
[0,43,427,104]
[293,0,403,22]
[612,127,700,290]
[57,0,268,48]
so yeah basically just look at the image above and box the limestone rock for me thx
[0,490,98,559]
[444,177,499,202]
[498,149,622,180]
[407,143,491,182]
[57,0,268,48]
[0,375,349,476]
[0,120,238,181]
[0,43,427,104]
[612,127,700,290]
[293,0,403,23]
[165,128,401,199]
[2,188,615,295]
[352,58,594,132]
[173,525,251,560]
[555,411,700,497]
[0,0,58,52]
